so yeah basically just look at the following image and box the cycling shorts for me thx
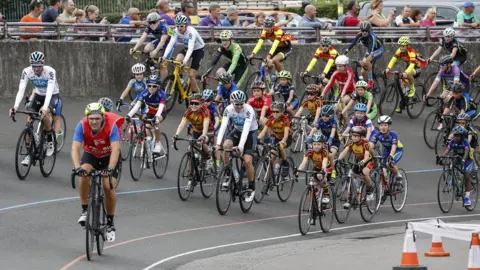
[226,129,258,156]
[29,93,62,116]
[179,47,205,70]
[145,111,166,122]
[370,46,384,62]
[464,159,474,172]
[272,45,293,61]
[288,98,299,110]
[273,134,293,148]
[412,68,423,79]
[222,62,248,85]
[80,152,120,179]
[383,148,404,166]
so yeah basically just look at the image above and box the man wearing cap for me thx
[457,1,479,28]
[199,3,221,26]
[221,6,249,27]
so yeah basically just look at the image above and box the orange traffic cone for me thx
[393,228,427,270]
[424,234,450,257]
[468,233,480,270]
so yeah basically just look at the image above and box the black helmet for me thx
[439,55,454,65]
[359,22,371,32]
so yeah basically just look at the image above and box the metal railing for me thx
[1,22,480,42]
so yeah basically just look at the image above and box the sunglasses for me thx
[31,65,44,68]
[147,84,158,88]
[178,25,186,28]
[307,93,315,96]
[190,102,201,106]
[361,30,369,33]
[272,111,281,114]
[234,103,244,106]
[148,20,159,25]
[440,64,448,67]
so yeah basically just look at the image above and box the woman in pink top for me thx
[420,8,437,27]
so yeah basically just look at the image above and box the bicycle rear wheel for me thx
[55,114,67,153]
[424,72,438,106]
[390,169,408,212]
[277,157,296,202]
[378,83,399,117]
[216,166,233,215]
[85,196,95,261]
[153,132,169,179]
[129,133,145,181]
[200,156,217,199]
[298,186,313,235]
[290,130,306,165]
[253,157,269,203]
[437,170,454,213]
[319,186,334,233]
[360,173,380,223]
[40,133,56,177]
[163,74,179,113]
[423,111,440,149]
[243,71,261,96]
[334,177,351,224]
[406,83,426,119]
[120,123,132,161]
[15,129,33,180]
[466,174,479,211]
[177,152,194,201]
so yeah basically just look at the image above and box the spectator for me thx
[156,0,174,25]
[83,5,109,41]
[199,4,221,26]
[41,0,75,23]
[368,0,394,27]
[395,6,419,27]
[59,0,75,20]
[20,0,44,41]
[247,12,265,28]
[410,9,422,23]
[341,0,369,27]
[65,8,85,41]
[177,0,195,25]
[457,1,479,28]
[299,5,332,30]
[420,7,437,27]
[270,12,292,27]
[221,6,248,27]
[118,8,144,43]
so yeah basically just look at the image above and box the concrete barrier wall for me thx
[0,40,479,99]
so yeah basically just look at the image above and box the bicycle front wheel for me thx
[85,196,95,261]
[40,134,56,177]
[277,157,296,202]
[437,170,454,213]
[15,129,33,180]
[390,169,408,213]
[378,83,399,117]
[319,186,334,233]
[153,132,169,179]
[298,186,313,235]
[55,114,67,153]
[423,111,440,149]
[253,157,269,203]
[406,83,426,119]
[177,152,194,201]
[243,71,261,96]
[360,173,380,223]
[216,166,233,215]
[163,74,179,113]
[434,130,449,157]
[120,123,132,161]
[129,133,145,181]
[96,197,106,256]
[334,177,351,224]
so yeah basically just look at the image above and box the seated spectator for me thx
[117,8,144,43]
[395,6,419,27]
[156,0,175,25]
[457,1,479,28]
[20,0,44,40]
[368,0,394,27]
[341,0,369,27]
[221,6,248,27]
[199,4,221,26]
[299,5,332,29]
[59,0,75,20]
[65,8,85,41]
[420,8,437,27]
[247,12,265,28]
[411,9,422,23]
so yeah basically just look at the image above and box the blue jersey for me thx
[134,89,167,113]
[145,21,170,40]
[274,82,298,102]
[369,130,404,152]
[315,117,340,142]
[205,103,219,126]
[217,82,238,100]
[446,92,476,112]
[447,138,470,157]
[127,78,147,98]
[347,32,383,54]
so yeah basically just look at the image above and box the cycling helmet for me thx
[146,12,161,22]
[98,97,113,112]
[230,90,246,104]
[306,84,319,92]
[354,103,368,112]
[451,83,465,93]
[398,36,410,46]
[321,105,335,116]
[219,30,233,40]
[359,22,371,32]
[335,55,349,65]
[319,36,332,47]
[377,115,393,125]
[355,80,368,89]
[452,125,466,136]
[190,93,203,102]
[202,89,215,101]
[457,112,471,122]
[351,126,367,137]
[443,27,456,37]
[251,80,266,90]
[131,63,146,74]
[277,70,292,80]
[30,51,45,64]
[147,75,160,85]
[175,14,188,25]
[218,72,233,84]
[271,101,285,112]
[312,132,327,143]
[264,16,275,27]
[85,102,105,116]
[439,55,454,65]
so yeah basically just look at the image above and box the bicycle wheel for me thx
[200,156,217,199]
[466,177,479,211]
[360,172,380,223]
[424,72,438,107]
[437,170,455,213]
[15,129,33,180]
[253,157,269,203]
[319,185,334,233]
[120,123,132,161]
[40,133,57,177]
[239,169,254,213]
[153,132,169,179]
[243,71,262,96]
[378,83,399,117]
[334,176,351,224]
[434,130,449,157]
[96,195,106,256]
[290,130,306,165]
[115,161,122,189]
[163,74,179,113]
[177,152,194,201]
[85,196,95,261]
[298,186,313,235]
[471,86,480,105]
[129,133,145,181]
[423,111,440,149]
[55,114,67,153]
[277,157,296,202]
[406,83,426,119]
[216,166,233,215]
[390,168,408,213]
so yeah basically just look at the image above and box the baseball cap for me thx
[464,1,475,8]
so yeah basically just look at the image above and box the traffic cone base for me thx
[424,235,450,257]
[393,266,427,270]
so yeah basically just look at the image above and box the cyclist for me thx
[161,15,205,95]
[215,90,258,203]
[337,126,375,206]
[215,71,238,104]
[345,22,384,89]
[10,51,61,165]
[428,28,468,67]
[294,84,323,124]
[369,115,404,181]
[129,13,172,79]
[448,113,479,160]
[438,126,472,206]
[269,70,299,116]
[117,63,147,110]
[126,75,166,156]
[385,36,426,99]
[444,84,477,118]
[258,101,292,177]
[202,89,221,165]
[309,105,341,156]
[342,80,377,120]
[248,16,295,73]
[247,80,272,126]
[342,103,374,141]
[296,133,334,208]
[202,30,249,88]
[72,103,121,242]
[300,36,339,84]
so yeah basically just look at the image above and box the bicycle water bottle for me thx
[353,178,360,193]
[146,136,153,161]
[233,170,240,183]
[274,161,281,175]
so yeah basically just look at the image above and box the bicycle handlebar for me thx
[249,57,265,66]
[116,100,129,113]
[71,169,113,190]
[131,50,158,64]
[10,110,42,123]
[172,137,206,151]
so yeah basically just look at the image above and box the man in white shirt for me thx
[395,6,419,27]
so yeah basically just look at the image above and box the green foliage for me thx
[0,0,30,21]
[282,0,350,19]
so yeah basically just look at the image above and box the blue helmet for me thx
[354,103,368,112]
[147,75,160,85]
[202,89,215,101]
[312,132,327,143]
[321,105,334,116]
[452,125,466,136]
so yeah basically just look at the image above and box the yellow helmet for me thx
[398,36,410,46]
[85,102,105,116]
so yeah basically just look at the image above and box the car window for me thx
[437,7,458,20]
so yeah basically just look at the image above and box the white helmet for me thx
[131,63,146,74]
[377,115,392,125]
[30,51,45,64]
[335,55,349,65]
[443,27,456,37]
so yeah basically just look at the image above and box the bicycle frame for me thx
[163,59,200,101]
[173,137,206,187]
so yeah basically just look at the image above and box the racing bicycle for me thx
[244,57,277,97]
[372,156,408,213]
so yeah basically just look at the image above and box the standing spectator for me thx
[410,9,422,23]
[177,0,194,25]
[221,6,248,27]
[368,0,395,27]
[420,8,437,27]
[156,0,174,25]
[394,6,419,27]
[59,0,75,20]
[247,12,266,28]
[118,8,143,43]
[457,1,479,28]
[199,4,221,26]
[341,0,369,27]
[299,5,332,30]
[20,0,44,40]
[41,0,75,23]
[83,5,109,41]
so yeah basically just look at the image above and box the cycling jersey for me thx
[14,66,60,110]
[247,94,272,118]
[134,89,167,115]
[322,68,355,97]
[348,139,373,165]
[183,107,213,132]
[315,118,340,143]
[217,82,238,100]
[370,130,404,151]
[304,148,332,172]
[208,43,248,75]
[347,115,373,129]
[204,103,219,128]
[145,20,171,41]
[163,25,205,63]
[306,46,339,75]
[435,65,470,89]
[350,91,377,114]
[387,47,426,73]
[217,104,258,149]
[439,37,467,63]
[252,26,294,56]
[265,114,291,140]
[274,82,299,109]
[447,138,471,158]
[446,92,477,116]
[300,97,323,115]
[346,32,383,56]
[127,78,147,98]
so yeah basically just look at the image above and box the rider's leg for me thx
[222,139,233,165]
[272,53,285,73]
[405,70,417,98]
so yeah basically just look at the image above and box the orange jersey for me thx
[300,97,323,115]
[304,148,332,172]
[313,46,339,64]
[392,47,426,68]
[182,107,213,133]
[266,114,291,139]
[260,26,294,47]
[347,139,371,161]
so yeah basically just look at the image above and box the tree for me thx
[0,0,30,21]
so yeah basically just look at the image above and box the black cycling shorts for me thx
[29,93,62,116]
[226,129,258,156]
[180,47,205,70]
[272,45,292,61]
[222,63,248,83]
[273,134,293,148]
[81,152,120,179]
